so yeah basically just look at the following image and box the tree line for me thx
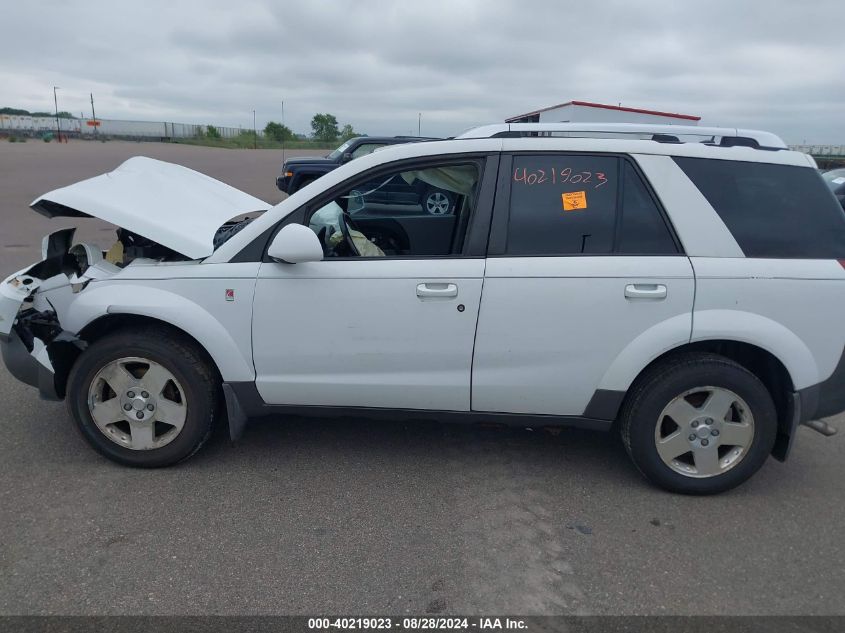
[1,107,76,118]
[264,113,359,144]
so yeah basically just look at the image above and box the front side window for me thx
[307,162,481,258]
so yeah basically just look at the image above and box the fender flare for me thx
[690,309,818,390]
[597,309,817,394]
[61,284,255,382]
[597,312,693,393]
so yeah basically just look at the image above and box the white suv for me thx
[2,123,844,494]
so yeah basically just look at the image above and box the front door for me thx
[252,155,496,411]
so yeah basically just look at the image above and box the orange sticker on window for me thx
[562,191,587,211]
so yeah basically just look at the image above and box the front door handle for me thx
[416,283,458,299]
[625,284,667,300]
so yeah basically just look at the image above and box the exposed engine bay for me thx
[1,215,256,401]
[1,155,269,401]
[23,215,257,284]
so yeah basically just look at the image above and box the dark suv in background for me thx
[277,136,440,195]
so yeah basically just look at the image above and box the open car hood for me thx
[30,156,269,260]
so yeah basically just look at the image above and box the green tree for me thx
[206,125,221,139]
[339,123,359,142]
[311,113,339,143]
[32,111,75,118]
[264,121,294,142]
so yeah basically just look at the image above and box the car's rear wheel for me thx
[66,328,218,467]
[620,353,777,494]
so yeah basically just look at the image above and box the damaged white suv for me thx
[3,123,845,494]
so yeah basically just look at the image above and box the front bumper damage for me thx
[0,327,61,400]
[0,230,87,400]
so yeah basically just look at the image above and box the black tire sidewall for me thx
[66,332,215,467]
[626,359,777,494]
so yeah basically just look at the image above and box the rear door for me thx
[472,152,695,417]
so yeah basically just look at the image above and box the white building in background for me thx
[505,100,701,126]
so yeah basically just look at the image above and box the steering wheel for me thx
[337,211,361,257]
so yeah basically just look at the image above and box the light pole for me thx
[53,86,61,142]
[418,112,421,136]
[281,100,286,163]
[90,92,98,138]
[253,110,257,149]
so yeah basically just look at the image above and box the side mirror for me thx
[267,224,323,264]
[341,152,353,163]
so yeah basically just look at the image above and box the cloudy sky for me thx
[2,1,843,143]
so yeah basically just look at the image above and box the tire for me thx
[620,353,777,495]
[421,187,454,215]
[66,327,218,467]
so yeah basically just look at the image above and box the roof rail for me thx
[456,123,787,150]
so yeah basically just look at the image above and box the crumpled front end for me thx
[2,156,268,399]
[0,229,93,400]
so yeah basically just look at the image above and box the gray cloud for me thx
[1,0,843,142]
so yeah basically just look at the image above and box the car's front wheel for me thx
[620,353,777,494]
[66,327,218,467]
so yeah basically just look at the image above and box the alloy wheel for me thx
[87,356,187,450]
[425,191,451,215]
[654,386,755,478]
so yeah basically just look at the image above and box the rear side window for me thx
[617,162,678,254]
[505,155,679,256]
[507,155,619,255]
[674,157,845,258]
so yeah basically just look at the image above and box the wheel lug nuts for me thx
[688,434,697,441]
[123,404,132,411]
[701,438,709,446]
[147,404,155,411]
[691,421,699,428]
[141,391,149,398]
[135,411,144,419]
[712,429,720,436]
[705,418,713,425]
[127,391,135,398]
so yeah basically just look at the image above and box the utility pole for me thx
[418,112,421,136]
[281,100,286,164]
[90,92,97,137]
[53,86,61,142]
[253,109,257,149]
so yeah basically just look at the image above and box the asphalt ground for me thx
[0,140,843,615]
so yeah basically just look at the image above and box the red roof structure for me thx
[506,100,701,123]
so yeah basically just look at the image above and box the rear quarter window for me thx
[674,157,845,258]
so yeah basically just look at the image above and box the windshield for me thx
[327,139,354,161]
[822,169,845,191]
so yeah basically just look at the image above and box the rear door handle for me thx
[416,283,458,299]
[625,284,667,299]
